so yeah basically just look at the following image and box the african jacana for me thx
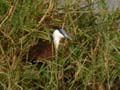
[28,28,71,64]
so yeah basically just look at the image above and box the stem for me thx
[55,48,59,89]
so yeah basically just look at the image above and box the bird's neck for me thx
[53,37,61,51]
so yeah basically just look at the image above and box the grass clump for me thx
[0,0,120,90]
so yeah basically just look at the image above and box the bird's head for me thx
[52,29,71,51]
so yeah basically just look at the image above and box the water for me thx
[58,0,120,12]
[106,0,120,11]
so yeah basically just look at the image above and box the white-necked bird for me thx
[28,28,71,63]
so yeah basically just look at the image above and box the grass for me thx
[0,0,120,90]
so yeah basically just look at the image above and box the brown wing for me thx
[28,39,53,61]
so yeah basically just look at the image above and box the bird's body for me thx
[27,29,71,63]
[28,39,53,60]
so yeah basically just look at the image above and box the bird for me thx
[27,28,71,64]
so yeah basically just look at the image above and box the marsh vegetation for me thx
[0,0,120,90]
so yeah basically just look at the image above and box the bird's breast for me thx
[28,41,54,61]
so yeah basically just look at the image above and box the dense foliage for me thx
[0,0,120,90]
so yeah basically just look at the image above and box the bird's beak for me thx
[65,35,72,40]
[59,29,72,40]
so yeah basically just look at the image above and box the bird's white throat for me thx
[52,29,64,50]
